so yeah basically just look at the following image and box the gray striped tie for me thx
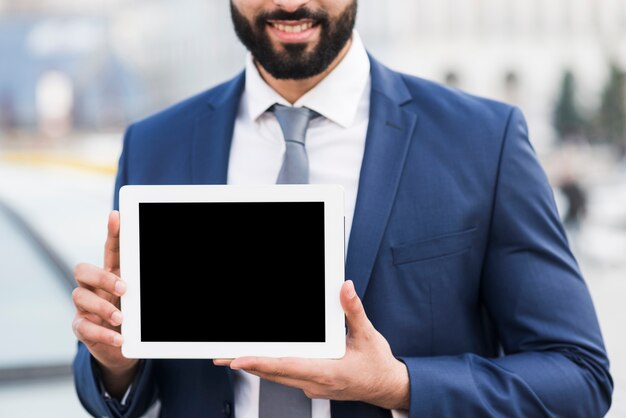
[258,103,316,418]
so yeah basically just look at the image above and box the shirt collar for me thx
[245,30,370,128]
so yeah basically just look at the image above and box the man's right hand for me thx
[72,210,139,398]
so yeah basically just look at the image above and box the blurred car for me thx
[0,199,90,417]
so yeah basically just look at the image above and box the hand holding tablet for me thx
[118,184,346,359]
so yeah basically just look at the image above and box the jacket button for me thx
[222,401,232,417]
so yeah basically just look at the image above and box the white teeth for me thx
[272,22,313,33]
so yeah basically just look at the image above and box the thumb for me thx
[104,210,121,273]
[341,280,372,338]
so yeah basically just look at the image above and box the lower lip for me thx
[266,23,319,43]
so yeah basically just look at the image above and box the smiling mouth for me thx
[267,19,318,33]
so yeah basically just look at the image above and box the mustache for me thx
[255,7,329,25]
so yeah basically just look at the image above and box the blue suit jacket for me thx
[73,56,612,418]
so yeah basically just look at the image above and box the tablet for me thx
[118,184,346,359]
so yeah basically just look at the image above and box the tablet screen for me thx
[138,201,326,343]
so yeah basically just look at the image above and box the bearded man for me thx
[72,1,612,417]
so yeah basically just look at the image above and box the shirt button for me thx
[222,401,232,417]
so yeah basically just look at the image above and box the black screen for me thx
[138,202,326,342]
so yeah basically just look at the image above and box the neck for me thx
[255,37,353,104]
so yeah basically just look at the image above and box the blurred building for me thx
[358,0,626,151]
[1,0,625,147]
[107,0,243,113]
[0,3,140,134]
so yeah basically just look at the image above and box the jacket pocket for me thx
[392,227,477,265]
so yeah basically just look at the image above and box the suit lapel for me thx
[345,57,417,299]
[192,72,246,184]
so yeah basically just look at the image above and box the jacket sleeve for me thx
[73,342,157,418]
[399,108,613,417]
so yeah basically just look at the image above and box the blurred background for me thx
[0,0,625,416]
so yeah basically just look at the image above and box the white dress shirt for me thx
[227,30,408,418]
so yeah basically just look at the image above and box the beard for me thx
[230,0,357,80]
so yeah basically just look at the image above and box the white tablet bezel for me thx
[119,184,346,359]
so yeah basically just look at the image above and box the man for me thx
[72,0,613,417]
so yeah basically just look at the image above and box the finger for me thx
[104,210,120,273]
[229,357,326,381]
[81,311,104,326]
[74,263,126,297]
[72,287,123,326]
[73,317,123,347]
[213,359,233,367]
[246,370,312,393]
[340,280,373,338]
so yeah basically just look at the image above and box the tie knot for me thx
[270,103,318,144]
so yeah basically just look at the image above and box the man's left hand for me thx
[213,280,410,411]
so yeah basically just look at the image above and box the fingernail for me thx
[111,311,123,325]
[227,359,241,370]
[115,280,126,295]
[346,280,356,299]
[113,334,123,347]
